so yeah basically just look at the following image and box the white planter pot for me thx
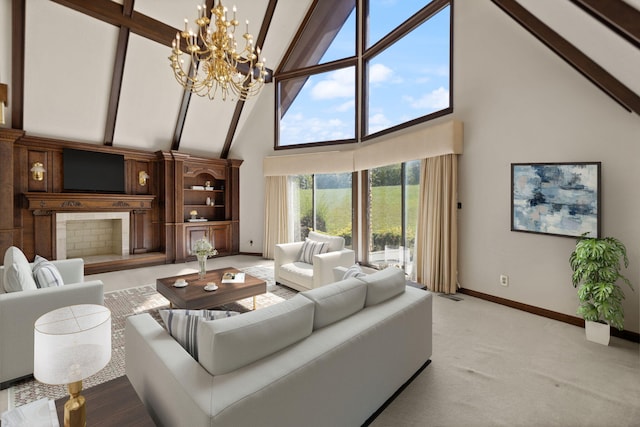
[585,320,610,345]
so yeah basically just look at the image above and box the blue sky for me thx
[280,2,451,146]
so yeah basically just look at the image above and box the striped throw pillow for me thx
[32,255,64,288]
[298,239,329,264]
[159,309,239,360]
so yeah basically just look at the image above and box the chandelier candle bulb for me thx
[169,1,266,101]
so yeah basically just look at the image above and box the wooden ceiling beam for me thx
[51,0,176,47]
[11,0,26,130]
[171,0,216,152]
[491,0,640,116]
[104,0,135,146]
[571,0,640,49]
[220,0,278,159]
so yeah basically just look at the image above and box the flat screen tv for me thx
[63,148,125,193]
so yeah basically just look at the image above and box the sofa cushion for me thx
[298,238,329,264]
[301,278,366,329]
[357,267,406,306]
[279,262,314,289]
[3,246,37,293]
[32,255,64,288]
[197,294,314,375]
[159,309,239,360]
[308,231,345,252]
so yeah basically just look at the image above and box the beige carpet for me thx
[371,294,640,427]
[7,262,640,426]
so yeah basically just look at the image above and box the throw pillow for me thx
[298,239,329,264]
[342,264,366,280]
[3,246,37,292]
[32,255,65,288]
[159,309,239,360]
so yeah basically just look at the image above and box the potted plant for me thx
[569,234,634,345]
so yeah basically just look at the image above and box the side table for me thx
[55,376,154,426]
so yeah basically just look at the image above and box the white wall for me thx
[230,88,276,254]
[454,0,640,333]
[236,0,640,333]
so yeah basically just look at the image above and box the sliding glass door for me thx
[365,160,419,278]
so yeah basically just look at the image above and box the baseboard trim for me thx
[458,288,640,343]
[362,359,432,426]
[239,251,263,256]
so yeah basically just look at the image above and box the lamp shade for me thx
[34,304,111,385]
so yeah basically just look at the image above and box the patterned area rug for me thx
[9,265,294,408]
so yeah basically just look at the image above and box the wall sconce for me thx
[0,83,7,125]
[138,171,150,186]
[30,162,45,181]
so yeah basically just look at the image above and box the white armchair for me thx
[274,231,356,292]
[0,257,104,389]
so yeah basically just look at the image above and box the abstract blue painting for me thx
[511,162,600,238]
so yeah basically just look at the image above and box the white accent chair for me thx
[274,231,356,292]
[0,257,104,389]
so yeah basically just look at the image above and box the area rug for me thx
[8,266,294,408]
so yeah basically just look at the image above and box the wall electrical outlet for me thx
[500,275,509,287]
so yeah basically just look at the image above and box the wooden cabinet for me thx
[184,222,232,256]
[1,130,243,271]
[170,153,243,262]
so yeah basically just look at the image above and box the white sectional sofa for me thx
[0,257,104,388]
[125,267,432,427]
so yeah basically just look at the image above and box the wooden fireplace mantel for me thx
[24,193,155,211]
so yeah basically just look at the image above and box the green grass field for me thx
[298,185,419,237]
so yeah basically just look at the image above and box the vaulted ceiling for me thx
[2,0,639,159]
[4,0,313,158]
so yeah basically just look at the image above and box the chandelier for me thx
[169,1,267,101]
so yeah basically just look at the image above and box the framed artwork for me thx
[511,162,601,238]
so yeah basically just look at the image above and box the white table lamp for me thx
[34,304,111,427]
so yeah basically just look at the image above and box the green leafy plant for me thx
[569,235,634,330]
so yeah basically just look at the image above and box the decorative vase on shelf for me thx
[197,254,208,280]
[206,197,211,206]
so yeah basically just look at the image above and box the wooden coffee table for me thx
[156,267,267,310]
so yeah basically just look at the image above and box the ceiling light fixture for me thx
[169,1,267,101]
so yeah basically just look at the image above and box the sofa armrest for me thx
[50,258,85,284]
[313,249,356,287]
[0,280,104,385]
[126,314,214,427]
[274,242,304,281]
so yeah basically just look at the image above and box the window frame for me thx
[275,0,453,150]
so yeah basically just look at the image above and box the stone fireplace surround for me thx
[56,212,130,260]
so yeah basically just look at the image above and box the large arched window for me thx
[276,0,452,149]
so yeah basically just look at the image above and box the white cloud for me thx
[311,68,354,100]
[369,63,394,84]
[405,87,449,110]
[280,113,352,145]
[368,113,392,134]
[335,100,355,112]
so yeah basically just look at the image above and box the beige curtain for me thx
[262,176,289,259]
[415,154,458,294]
